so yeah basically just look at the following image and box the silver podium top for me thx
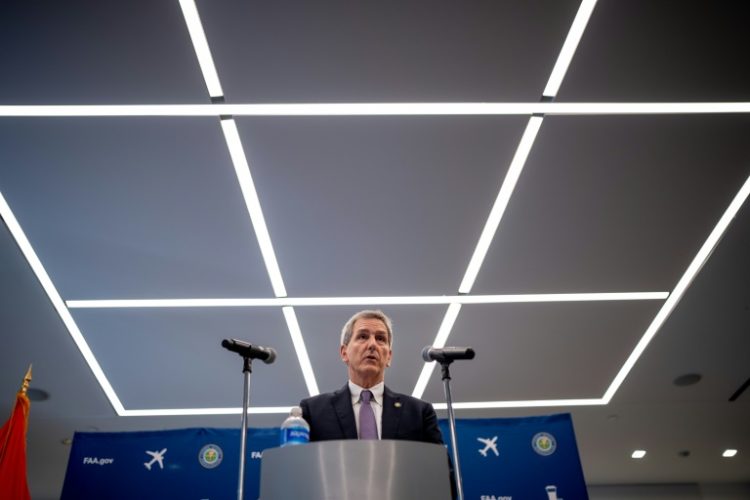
[260,440,452,500]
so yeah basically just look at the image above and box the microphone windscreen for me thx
[263,347,278,364]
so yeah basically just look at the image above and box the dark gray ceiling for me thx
[1,0,749,498]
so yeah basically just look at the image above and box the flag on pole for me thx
[0,366,32,500]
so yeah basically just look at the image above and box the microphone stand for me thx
[440,360,465,500]
[222,339,276,500]
[236,355,252,500]
[222,339,277,500]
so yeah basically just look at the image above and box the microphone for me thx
[422,346,475,363]
[221,339,277,364]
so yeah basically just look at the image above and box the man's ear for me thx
[340,344,348,363]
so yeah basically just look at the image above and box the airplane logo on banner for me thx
[144,448,167,470]
[477,436,499,457]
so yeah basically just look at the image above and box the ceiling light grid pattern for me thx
[3,102,750,117]
[1,0,749,417]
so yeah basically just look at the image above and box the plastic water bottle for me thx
[280,406,310,447]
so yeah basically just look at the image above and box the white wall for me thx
[588,482,750,500]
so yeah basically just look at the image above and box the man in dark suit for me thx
[300,310,443,444]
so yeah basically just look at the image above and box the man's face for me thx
[340,317,393,388]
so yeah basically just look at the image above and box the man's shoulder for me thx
[300,391,334,405]
[300,385,348,408]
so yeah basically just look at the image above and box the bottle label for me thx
[281,427,310,446]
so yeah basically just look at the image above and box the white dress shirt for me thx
[348,380,384,439]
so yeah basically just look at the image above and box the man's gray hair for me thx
[340,310,394,347]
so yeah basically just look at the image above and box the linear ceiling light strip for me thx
[543,0,599,98]
[459,0,599,294]
[458,116,544,293]
[433,398,605,410]
[178,0,223,97]
[411,303,462,398]
[0,191,126,415]
[602,174,750,403]
[3,102,750,117]
[411,116,543,399]
[220,118,287,297]
[282,307,320,396]
[65,291,668,309]
[120,406,293,417]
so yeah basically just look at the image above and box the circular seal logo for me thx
[199,444,223,469]
[532,432,557,456]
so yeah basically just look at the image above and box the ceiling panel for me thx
[0,117,273,298]
[237,115,527,296]
[473,115,750,294]
[73,307,307,408]
[199,0,581,102]
[559,0,750,101]
[421,300,663,403]
[0,0,206,104]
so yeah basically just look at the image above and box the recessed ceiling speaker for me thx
[26,387,50,401]
[673,373,702,387]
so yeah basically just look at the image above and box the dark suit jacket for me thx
[300,384,444,444]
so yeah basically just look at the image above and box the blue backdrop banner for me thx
[61,427,279,500]
[439,413,588,500]
[62,414,586,499]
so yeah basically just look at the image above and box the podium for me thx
[259,440,452,500]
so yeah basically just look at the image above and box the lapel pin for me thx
[394,402,402,408]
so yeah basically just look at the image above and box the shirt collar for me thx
[348,380,384,407]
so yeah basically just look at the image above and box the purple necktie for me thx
[359,390,378,440]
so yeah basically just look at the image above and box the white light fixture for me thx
[603,174,750,403]
[120,406,292,417]
[2,102,750,117]
[412,303,462,398]
[432,398,605,410]
[178,0,223,97]
[220,118,287,297]
[631,450,647,459]
[543,0,599,98]
[0,191,126,416]
[722,449,738,458]
[65,291,668,309]
[282,307,319,396]
[459,116,543,293]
